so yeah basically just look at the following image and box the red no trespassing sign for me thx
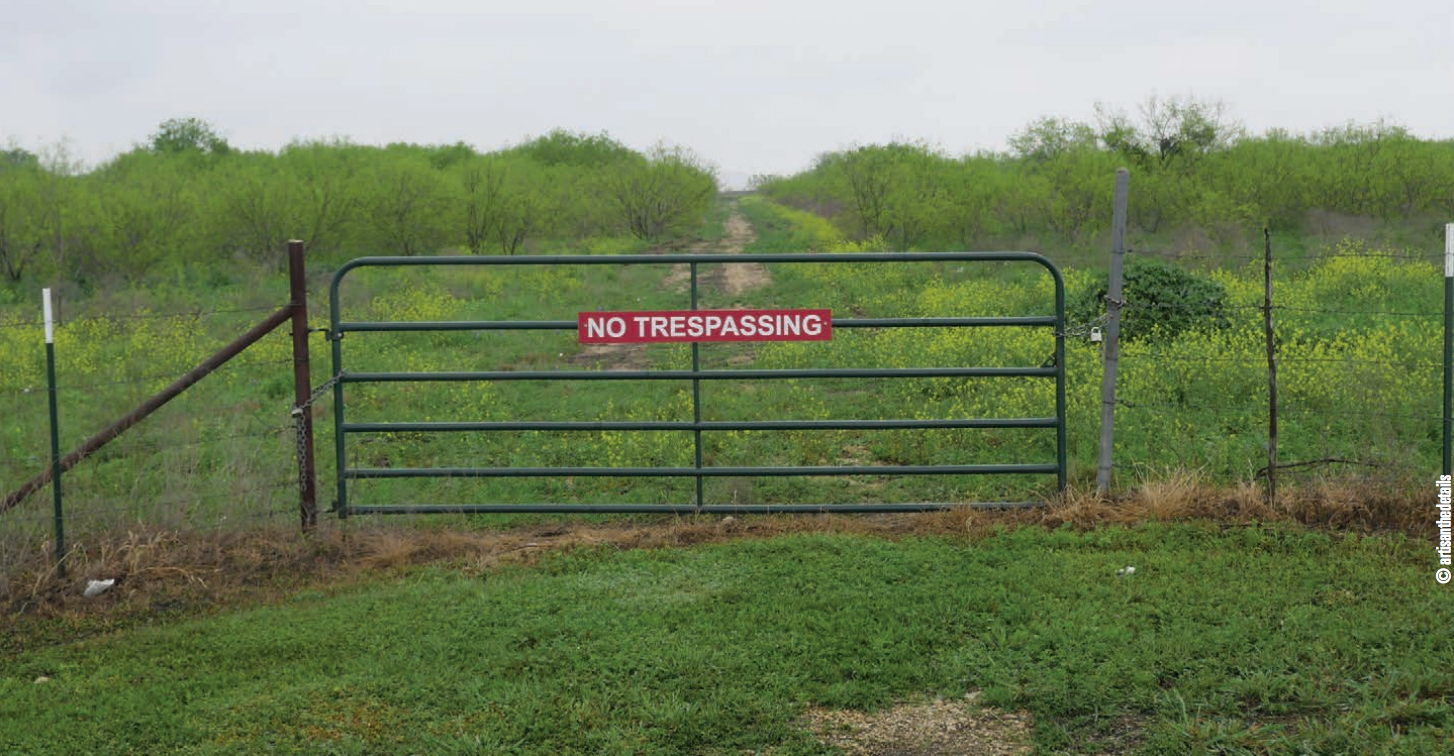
[578,309,832,344]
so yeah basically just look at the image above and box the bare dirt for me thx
[800,695,1033,756]
[564,341,653,371]
[682,209,770,298]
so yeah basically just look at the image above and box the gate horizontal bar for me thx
[342,418,1059,433]
[340,320,574,332]
[334,315,1057,333]
[342,367,1056,383]
[346,463,1058,479]
[844,317,1054,328]
[347,501,1046,515]
[333,251,1063,273]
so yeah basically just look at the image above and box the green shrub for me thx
[1070,256,1229,342]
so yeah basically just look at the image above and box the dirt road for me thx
[571,198,767,370]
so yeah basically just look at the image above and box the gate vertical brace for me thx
[1096,169,1130,495]
[1055,271,1067,493]
[288,241,318,532]
[331,283,349,519]
[690,261,704,509]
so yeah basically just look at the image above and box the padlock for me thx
[1089,327,1103,343]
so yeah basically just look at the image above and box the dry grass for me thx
[1,470,1431,650]
[1041,468,1429,536]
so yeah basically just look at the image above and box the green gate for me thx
[327,252,1066,515]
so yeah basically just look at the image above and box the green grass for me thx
[2,523,1448,754]
[738,194,844,253]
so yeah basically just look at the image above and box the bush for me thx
[1069,256,1229,342]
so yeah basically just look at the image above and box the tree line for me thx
[754,95,1454,252]
[0,119,718,285]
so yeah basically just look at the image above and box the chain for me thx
[291,372,343,499]
[1055,294,1124,340]
[1056,311,1111,340]
[293,372,343,418]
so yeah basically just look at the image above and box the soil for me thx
[564,341,653,371]
[800,694,1034,755]
[691,209,770,297]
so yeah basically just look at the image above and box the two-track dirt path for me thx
[680,203,768,296]
[569,198,766,370]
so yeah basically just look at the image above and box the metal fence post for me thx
[44,289,64,576]
[1096,169,1129,495]
[1444,223,1452,477]
[1264,229,1278,504]
[289,240,319,532]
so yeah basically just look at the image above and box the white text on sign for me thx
[578,309,833,344]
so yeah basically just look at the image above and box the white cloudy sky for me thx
[3,0,1450,186]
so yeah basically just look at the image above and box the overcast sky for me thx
[4,0,1451,187]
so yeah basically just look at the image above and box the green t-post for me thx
[1444,224,1452,477]
[44,288,64,576]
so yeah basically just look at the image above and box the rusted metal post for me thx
[289,241,319,532]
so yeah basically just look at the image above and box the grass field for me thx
[1,196,1449,754]
[2,522,1449,754]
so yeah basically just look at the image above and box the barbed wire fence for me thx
[0,256,326,582]
[2,205,1448,584]
[1089,232,1446,497]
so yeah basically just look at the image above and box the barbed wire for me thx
[0,479,296,527]
[77,304,286,320]
[1107,300,1442,316]
[42,483,297,529]
[0,303,289,331]
[0,356,296,396]
[68,427,291,456]
[1129,248,1442,262]
[1114,353,1442,368]
[1107,458,1412,474]
[1271,305,1441,318]
[59,479,294,508]
[1112,400,1440,422]
[0,428,289,469]
[42,359,295,392]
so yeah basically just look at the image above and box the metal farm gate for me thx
[326,252,1066,515]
